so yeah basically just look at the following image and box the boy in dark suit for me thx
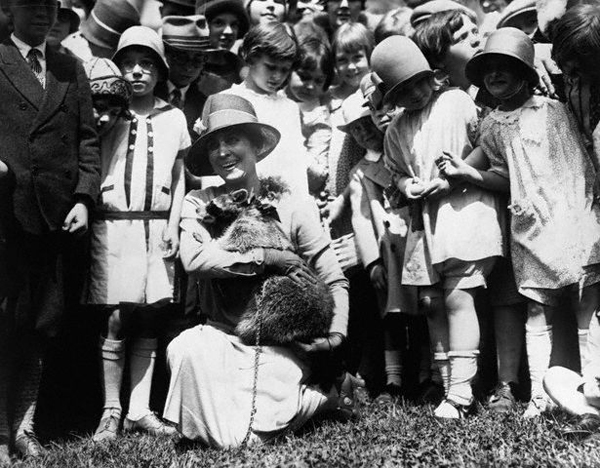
[0,0,100,461]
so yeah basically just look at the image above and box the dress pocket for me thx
[509,198,540,239]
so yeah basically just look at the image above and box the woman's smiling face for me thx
[207,128,258,184]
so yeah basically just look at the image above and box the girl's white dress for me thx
[222,83,309,196]
[85,98,191,305]
[384,89,503,286]
[480,95,600,301]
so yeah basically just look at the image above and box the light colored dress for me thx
[384,88,503,286]
[163,184,349,448]
[85,98,190,305]
[222,84,309,196]
[480,95,600,303]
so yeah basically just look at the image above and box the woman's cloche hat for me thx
[83,57,133,107]
[187,94,281,176]
[112,26,170,80]
[195,0,250,38]
[338,88,371,133]
[371,36,433,106]
[465,27,538,88]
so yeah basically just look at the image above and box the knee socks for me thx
[447,350,479,406]
[99,337,125,416]
[433,352,450,396]
[384,350,403,387]
[526,324,553,400]
[127,338,157,421]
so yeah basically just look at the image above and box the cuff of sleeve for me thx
[74,193,95,209]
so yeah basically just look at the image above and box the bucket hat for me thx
[465,27,538,88]
[80,0,140,51]
[544,366,600,417]
[497,0,537,29]
[195,0,250,38]
[112,26,169,80]
[187,94,280,176]
[371,36,433,106]
[338,89,371,132]
[162,14,217,52]
[83,57,133,107]
[410,0,476,27]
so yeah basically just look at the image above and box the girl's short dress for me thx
[85,98,191,305]
[480,95,600,306]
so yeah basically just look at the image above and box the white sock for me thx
[99,337,125,414]
[433,352,450,397]
[578,328,590,375]
[447,350,479,406]
[127,338,157,421]
[526,324,553,400]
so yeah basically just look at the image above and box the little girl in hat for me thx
[84,26,190,441]
[373,35,503,419]
[438,27,600,418]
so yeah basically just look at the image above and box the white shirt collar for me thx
[365,149,382,162]
[167,81,190,97]
[11,33,46,60]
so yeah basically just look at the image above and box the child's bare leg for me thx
[524,300,555,418]
[421,287,449,395]
[94,307,126,443]
[434,288,479,418]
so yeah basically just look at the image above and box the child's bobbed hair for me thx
[374,7,414,44]
[240,22,302,69]
[551,3,600,79]
[332,22,375,63]
[412,9,472,67]
[298,37,335,91]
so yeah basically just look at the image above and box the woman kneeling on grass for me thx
[163,93,354,448]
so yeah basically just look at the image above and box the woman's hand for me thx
[162,227,180,260]
[293,332,345,355]
[263,248,318,285]
[62,202,89,236]
[436,151,470,180]
[405,177,426,200]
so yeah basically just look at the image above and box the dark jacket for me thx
[155,80,207,140]
[0,39,100,235]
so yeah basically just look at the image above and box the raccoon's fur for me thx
[206,178,334,346]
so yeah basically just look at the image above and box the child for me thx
[286,37,336,196]
[329,22,374,102]
[372,35,503,418]
[338,89,421,398]
[224,22,308,196]
[84,26,189,442]
[439,27,600,417]
[0,0,101,460]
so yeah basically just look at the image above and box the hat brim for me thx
[58,8,81,33]
[186,122,281,176]
[81,16,118,50]
[112,45,170,81]
[465,51,538,88]
[201,0,250,38]
[337,114,372,132]
[496,7,537,30]
[544,366,600,417]
[383,69,434,106]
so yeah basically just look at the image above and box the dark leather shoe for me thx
[14,431,46,459]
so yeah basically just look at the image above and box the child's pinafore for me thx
[85,98,191,305]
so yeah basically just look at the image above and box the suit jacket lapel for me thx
[0,41,44,109]
[32,47,70,131]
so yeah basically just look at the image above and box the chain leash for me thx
[241,283,265,446]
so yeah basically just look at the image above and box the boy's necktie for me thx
[27,48,45,88]
[170,88,182,109]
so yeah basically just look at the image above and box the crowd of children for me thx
[2,0,600,461]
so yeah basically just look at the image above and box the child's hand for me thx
[368,261,387,291]
[320,194,346,222]
[437,151,470,179]
[63,202,88,236]
[405,177,426,200]
[162,227,180,260]
[421,177,451,200]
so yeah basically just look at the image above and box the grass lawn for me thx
[16,397,600,468]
